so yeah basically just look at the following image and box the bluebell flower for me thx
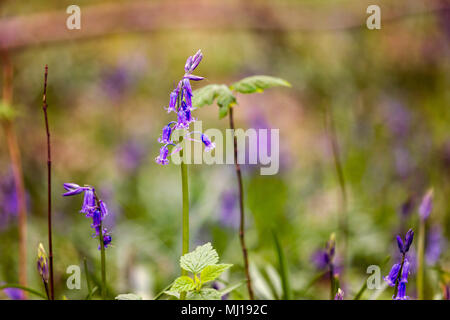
[334,288,344,300]
[62,184,112,250]
[400,259,410,282]
[37,243,49,283]
[155,50,214,165]
[166,89,179,113]
[397,229,414,254]
[103,231,112,249]
[80,188,96,214]
[385,229,414,299]
[394,282,409,300]
[158,123,175,144]
[384,263,401,287]
[155,145,170,165]
[426,225,445,265]
[201,134,215,152]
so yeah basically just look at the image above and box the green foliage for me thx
[180,242,219,274]
[115,293,143,300]
[192,75,290,119]
[230,75,291,94]
[165,242,234,300]
[0,102,17,121]
[192,84,236,119]
[186,288,222,300]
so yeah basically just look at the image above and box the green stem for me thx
[180,147,189,300]
[92,190,107,299]
[99,221,106,299]
[417,219,425,300]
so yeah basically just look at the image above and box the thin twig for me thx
[229,107,254,300]
[41,64,54,300]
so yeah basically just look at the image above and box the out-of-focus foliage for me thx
[0,0,449,300]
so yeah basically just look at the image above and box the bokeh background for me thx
[0,0,449,300]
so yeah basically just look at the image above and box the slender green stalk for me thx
[179,146,189,300]
[180,148,190,261]
[92,190,107,299]
[417,219,425,299]
[98,221,106,299]
[324,104,348,264]
[272,231,291,300]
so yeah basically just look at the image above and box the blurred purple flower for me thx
[384,100,412,139]
[398,196,415,217]
[219,191,239,229]
[334,288,344,300]
[418,189,433,220]
[311,249,329,270]
[0,174,18,229]
[426,225,446,265]
[3,287,24,300]
[116,139,147,172]
[212,282,228,300]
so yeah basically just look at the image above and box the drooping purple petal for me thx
[384,263,401,287]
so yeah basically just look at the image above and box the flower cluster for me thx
[62,183,112,249]
[384,229,414,300]
[155,50,215,165]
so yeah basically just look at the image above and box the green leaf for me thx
[180,242,219,274]
[171,276,196,292]
[85,286,98,300]
[186,288,221,300]
[272,231,291,300]
[192,84,236,119]
[115,293,143,300]
[200,264,232,284]
[230,75,291,94]
[164,291,180,299]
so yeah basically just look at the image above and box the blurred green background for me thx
[0,0,449,300]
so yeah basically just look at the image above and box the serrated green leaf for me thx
[200,264,232,284]
[230,75,291,94]
[192,84,236,119]
[115,293,143,300]
[171,276,196,292]
[164,291,180,299]
[180,242,219,274]
[186,288,221,300]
